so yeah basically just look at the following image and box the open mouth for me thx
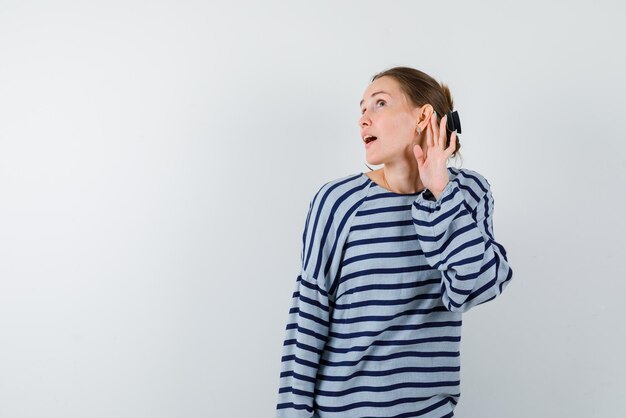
[364,135,378,144]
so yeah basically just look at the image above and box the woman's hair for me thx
[364,66,463,170]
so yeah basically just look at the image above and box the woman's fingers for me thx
[439,114,447,150]
[426,115,435,150]
[427,112,457,155]
[447,131,457,156]
[413,143,424,170]
[430,113,438,148]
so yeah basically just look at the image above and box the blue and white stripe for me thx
[277,167,513,418]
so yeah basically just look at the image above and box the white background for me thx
[1,1,625,417]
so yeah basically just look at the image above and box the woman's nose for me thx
[359,113,371,128]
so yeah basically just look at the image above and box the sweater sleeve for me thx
[411,171,513,313]
[276,189,341,417]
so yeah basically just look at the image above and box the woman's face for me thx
[359,76,426,166]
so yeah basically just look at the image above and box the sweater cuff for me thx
[414,180,458,210]
[412,179,468,239]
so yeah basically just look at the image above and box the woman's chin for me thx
[365,151,381,164]
[365,155,385,166]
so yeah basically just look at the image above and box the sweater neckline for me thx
[360,173,425,197]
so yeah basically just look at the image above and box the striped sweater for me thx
[276,167,513,418]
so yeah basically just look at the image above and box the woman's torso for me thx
[312,169,461,418]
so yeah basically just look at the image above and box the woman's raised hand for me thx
[412,113,457,200]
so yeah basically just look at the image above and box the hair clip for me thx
[446,110,462,134]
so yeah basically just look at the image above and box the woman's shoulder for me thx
[446,167,494,208]
[306,172,370,217]
[313,172,369,197]
[449,166,491,193]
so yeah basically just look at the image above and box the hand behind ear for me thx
[412,113,457,197]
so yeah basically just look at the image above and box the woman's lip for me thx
[365,139,377,148]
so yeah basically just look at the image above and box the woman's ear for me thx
[414,104,435,132]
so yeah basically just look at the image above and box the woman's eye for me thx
[361,100,385,114]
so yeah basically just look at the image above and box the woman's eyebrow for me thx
[360,91,390,107]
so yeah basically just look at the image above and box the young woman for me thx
[276,66,513,418]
